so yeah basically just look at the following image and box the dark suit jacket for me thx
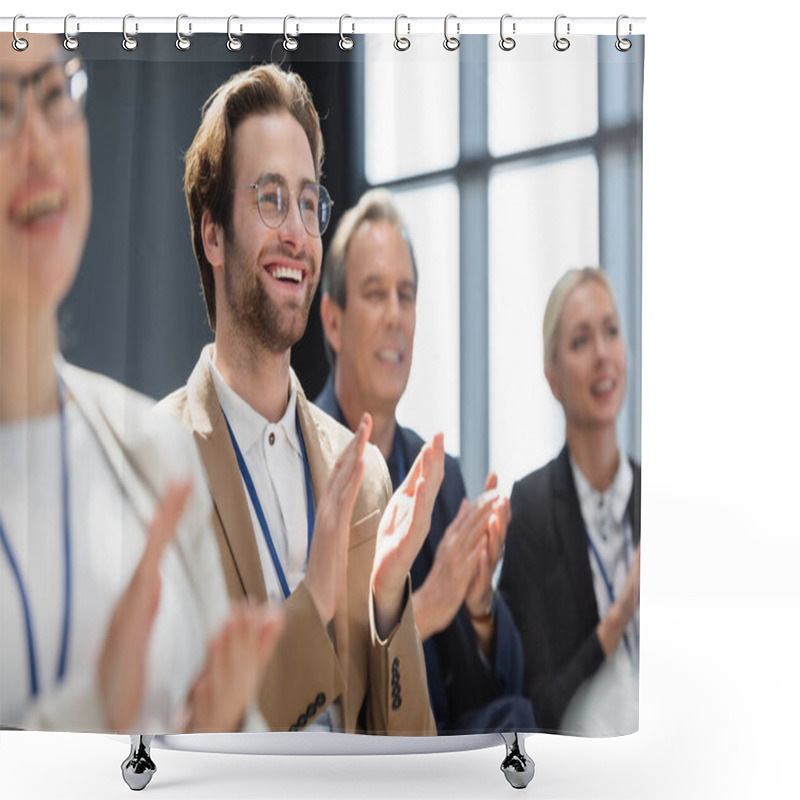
[316,376,535,734]
[499,445,641,733]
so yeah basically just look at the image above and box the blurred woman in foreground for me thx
[500,267,641,736]
[0,33,281,733]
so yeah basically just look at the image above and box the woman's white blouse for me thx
[0,399,208,732]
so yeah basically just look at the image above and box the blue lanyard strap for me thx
[222,408,315,601]
[56,374,71,685]
[0,375,71,699]
[585,529,633,661]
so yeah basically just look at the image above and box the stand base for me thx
[119,731,534,790]
[121,735,156,791]
[500,732,535,789]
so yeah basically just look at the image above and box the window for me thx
[360,34,642,495]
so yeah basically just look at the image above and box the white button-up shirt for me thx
[561,453,639,736]
[209,350,310,607]
[208,348,339,731]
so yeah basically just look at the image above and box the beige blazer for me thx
[157,351,435,735]
[23,363,237,732]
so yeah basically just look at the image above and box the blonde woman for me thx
[499,267,641,736]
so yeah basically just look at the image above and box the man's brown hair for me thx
[184,64,324,331]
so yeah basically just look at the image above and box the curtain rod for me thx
[0,15,646,37]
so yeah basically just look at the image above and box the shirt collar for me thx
[207,345,300,457]
[570,451,633,527]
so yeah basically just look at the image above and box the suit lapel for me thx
[186,354,268,603]
[295,381,351,683]
[60,364,157,528]
[629,460,641,547]
[552,446,600,627]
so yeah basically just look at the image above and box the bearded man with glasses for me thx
[158,64,438,736]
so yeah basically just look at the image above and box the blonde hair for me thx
[542,267,616,367]
[322,188,417,310]
[320,188,417,366]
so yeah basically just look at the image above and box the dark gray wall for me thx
[60,33,359,401]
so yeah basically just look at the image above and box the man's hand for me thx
[184,604,283,733]
[98,479,192,732]
[304,414,370,626]
[412,493,495,643]
[597,546,640,658]
[372,434,445,640]
[464,472,511,622]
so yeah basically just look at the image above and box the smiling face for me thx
[546,278,627,432]
[208,110,322,354]
[0,34,91,317]
[328,219,417,417]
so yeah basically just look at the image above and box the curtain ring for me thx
[443,14,460,51]
[226,15,242,51]
[394,15,410,51]
[616,14,632,52]
[63,14,79,51]
[554,14,571,52]
[122,14,138,51]
[176,14,191,51]
[339,14,354,51]
[499,14,515,52]
[283,15,299,51]
[12,15,29,51]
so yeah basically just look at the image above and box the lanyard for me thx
[585,528,634,661]
[222,409,315,601]
[0,375,72,699]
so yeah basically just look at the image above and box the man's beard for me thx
[222,233,315,354]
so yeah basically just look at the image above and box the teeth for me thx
[14,190,63,223]
[270,265,303,283]
[377,350,401,363]
[593,379,614,393]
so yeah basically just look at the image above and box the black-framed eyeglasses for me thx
[249,173,333,238]
[0,57,87,143]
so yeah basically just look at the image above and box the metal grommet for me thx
[499,14,515,51]
[12,15,29,51]
[122,14,138,51]
[226,15,242,51]
[339,14,354,51]
[176,14,191,51]
[615,14,632,52]
[554,14,571,52]
[63,14,79,51]
[283,15,298,51]
[443,14,460,51]
[394,15,410,51]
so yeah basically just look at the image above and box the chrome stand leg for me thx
[499,732,535,789]
[121,735,156,791]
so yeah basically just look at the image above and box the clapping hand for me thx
[304,414,370,625]
[371,433,445,639]
[98,479,192,732]
[597,546,640,658]
[184,604,283,733]
[464,472,511,621]
[412,488,495,642]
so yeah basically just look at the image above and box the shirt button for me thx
[268,432,276,446]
